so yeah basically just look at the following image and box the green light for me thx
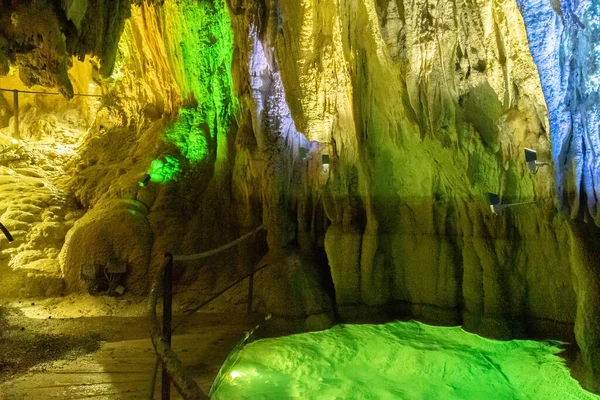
[211,320,600,399]
[145,0,237,183]
[164,108,209,163]
[147,156,182,183]
[174,0,237,139]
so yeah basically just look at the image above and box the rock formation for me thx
[518,0,600,224]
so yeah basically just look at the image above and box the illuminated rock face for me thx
[227,0,600,391]
[0,0,149,98]
[517,0,600,223]
[235,0,558,326]
[518,0,600,390]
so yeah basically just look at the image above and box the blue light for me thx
[518,0,600,219]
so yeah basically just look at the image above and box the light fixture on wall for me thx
[138,174,151,187]
[322,154,330,172]
[487,193,535,215]
[524,148,548,174]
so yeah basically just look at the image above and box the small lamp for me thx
[321,154,330,173]
[139,174,151,187]
[524,148,548,174]
[299,147,310,161]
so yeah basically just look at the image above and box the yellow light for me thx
[11,139,18,144]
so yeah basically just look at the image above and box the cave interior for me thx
[0,0,599,398]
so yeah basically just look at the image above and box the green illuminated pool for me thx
[210,320,599,399]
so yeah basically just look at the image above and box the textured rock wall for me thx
[512,0,600,391]
[517,0,600,223]
[226,0,600,391]
[230,0,561,328]
[60,4,186,295]
[62,2,267,299]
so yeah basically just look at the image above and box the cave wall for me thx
[229,0,565,330]
[514,0,600,389]
[517,0,600,223]
[225,0,600,391]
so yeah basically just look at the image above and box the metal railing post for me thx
[162,253,173,400]
[13,90,19,139]
[247,262,254,314]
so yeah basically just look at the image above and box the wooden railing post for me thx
[162,253,173,400]
[13,90,19,139]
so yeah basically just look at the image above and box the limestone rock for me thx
[60,199,153,294]
[253,251,335,332]
[518,0,600,225]
[0,0,599,393]
[324,224,361,305]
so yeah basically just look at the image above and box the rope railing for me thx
[172,224,265,262]
[147,224,266,400]
[148,254,206,399]
[0,87,103,97]
[1,87,103,139]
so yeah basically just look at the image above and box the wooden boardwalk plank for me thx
[0,313,261,399]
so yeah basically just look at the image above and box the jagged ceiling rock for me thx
[0,0,74,96]
[0,0,150,98]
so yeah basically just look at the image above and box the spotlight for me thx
[487,193,535,215]
[0,222,13,242]
[524,148,548,174]
[139,174,151,187]
[321,154,330,173]
[488,193,501,215]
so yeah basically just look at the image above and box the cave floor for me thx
[0,295,263,399]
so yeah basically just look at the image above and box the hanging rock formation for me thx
[0,0,155,98]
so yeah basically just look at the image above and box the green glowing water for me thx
[211,320,599,400]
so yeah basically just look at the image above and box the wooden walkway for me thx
[0,313,261,399]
